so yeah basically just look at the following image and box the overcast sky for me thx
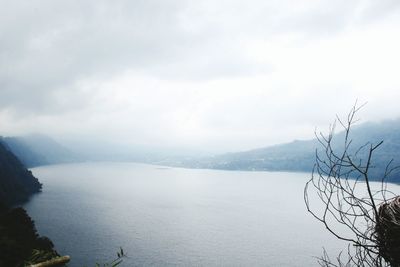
[1,0,400,153]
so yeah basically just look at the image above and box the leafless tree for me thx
[304,104,400,266]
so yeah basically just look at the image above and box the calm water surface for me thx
[23,162,394,267]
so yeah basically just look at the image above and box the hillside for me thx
[0,141,42,206]
[181,119,400,183]
[1,134,78,168]
[0,142,59,266]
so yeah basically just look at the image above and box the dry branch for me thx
[29,255,70,267]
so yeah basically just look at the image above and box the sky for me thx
[1,0,400,153]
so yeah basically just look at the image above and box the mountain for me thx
[1,134,78,168]
[0,142,58,266]
[0,141,42,206]
[180,119,400,183]
[179,139,317,171]
[1,136,49,167]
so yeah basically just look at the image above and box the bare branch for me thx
[304,104,398,267]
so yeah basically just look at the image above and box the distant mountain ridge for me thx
[179,119,400,183]
[2,119,400,183]
[1,134,78,168]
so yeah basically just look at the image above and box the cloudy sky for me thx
[1,0,400,153]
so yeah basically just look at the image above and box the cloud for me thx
[0,0,400,152]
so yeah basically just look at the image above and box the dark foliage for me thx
[0,207,56,267]
[35,237,55,251]
[0,139,58,266]
[0,141,42,206]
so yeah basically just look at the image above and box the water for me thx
[23,162,391,267]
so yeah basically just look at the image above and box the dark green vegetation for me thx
[0,207,59,266]
[0,141,42,206]
[0,141,58,266]
[182,119,400,183]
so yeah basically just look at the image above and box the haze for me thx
[1,0,400,153]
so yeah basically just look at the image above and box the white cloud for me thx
[1,0,400,152]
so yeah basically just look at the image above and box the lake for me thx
[23,162,385,266]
